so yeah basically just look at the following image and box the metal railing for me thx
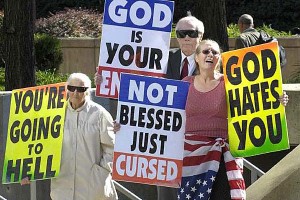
[243,158,265,184]
[0,195,7,200]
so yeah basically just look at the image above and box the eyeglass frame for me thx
[67,85,89,93]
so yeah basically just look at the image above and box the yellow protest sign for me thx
[222,42,289,157]
[2,83,67,183]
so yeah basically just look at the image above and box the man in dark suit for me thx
[165,16,204,81]
[158,15,204,200]
[235,14,260,49]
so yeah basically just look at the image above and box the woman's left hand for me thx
[113,121,121,133]
[279,91,289,106]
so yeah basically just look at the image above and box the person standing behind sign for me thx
[165,15,204,80]
[51,73,118,200]
[235,14,260,49]
[157,15,205,200]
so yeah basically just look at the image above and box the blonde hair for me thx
[195,39,222,72]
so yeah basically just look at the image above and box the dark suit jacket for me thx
[165,48,197,80]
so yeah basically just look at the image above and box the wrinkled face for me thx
[67,79,87,107]
[195,42,220,71]
[176,21,202,56]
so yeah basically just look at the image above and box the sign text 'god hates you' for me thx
[96,0,174,98]
[222,42,289,157]
[112,74,189,188]
[2,83,67,184]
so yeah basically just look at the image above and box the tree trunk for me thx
[3,0,36,91]
[191,0,229,52]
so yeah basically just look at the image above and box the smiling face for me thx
[195,40,221,72]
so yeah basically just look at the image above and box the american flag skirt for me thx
[177,134,246,200]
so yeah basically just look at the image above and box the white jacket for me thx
[51,99,117,200]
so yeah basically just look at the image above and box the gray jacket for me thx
[235,28,260,49]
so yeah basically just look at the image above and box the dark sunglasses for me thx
[67,85,88,92]
[176,30,199,38]
[202,49,220,56]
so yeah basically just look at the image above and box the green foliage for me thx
[0,68,4,91]
[34,33,63,71]
[227,24,292,38]
[226,0,300,32]
[0,68,69,91]
[36,70,69,85]
[36,0,101,19]
[35,8,103,38]
[0,11,4,68]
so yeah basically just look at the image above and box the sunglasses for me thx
[67,85,88,92]
[202,49,220,56]
[176,30,199,38]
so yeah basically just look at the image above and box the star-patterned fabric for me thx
[177,134,246,200]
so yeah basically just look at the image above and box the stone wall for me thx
[59,37,300,82]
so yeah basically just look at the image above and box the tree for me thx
[3,0,36,91]
[174,0,229,52]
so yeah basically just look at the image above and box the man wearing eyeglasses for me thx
[158,15,204,200]
[165,15,204,81]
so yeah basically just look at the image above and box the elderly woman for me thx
[50,73,117,200]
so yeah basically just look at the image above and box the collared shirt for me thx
[180,52,196,76]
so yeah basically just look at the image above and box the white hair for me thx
[67,72,91,99]
[176,16,205,34]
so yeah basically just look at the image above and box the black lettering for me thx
[249,117,266,147]
[138,132,148,153]
[138,107,146,127]
[131,131,137,151]
[119,45,134,66]
[155,110,163,129]
[268,113,282,144]
[242,86,255,115]
[149,48,162,70]
[22,158,33,179]
[228,88,241,117]
[261,49,276,78]
[251,83,260,112]
[119,105,129,125]
[149,134,158,154]
[233,120,247,150]
[226,56,241,85]
[172,112,182,132]
[135,46,149,68]
[163,111,172,131]
[159,135,167,155]
[47,87,58,109]
[243,52,260,81]
[34,89,43,111]
[10,120,20,143]
[260,81,271,110]
[45,155,56,178]
[270,80,280,109]
[51,115,61,138]
[106,43,119,64]
[21,119,32,142]
[146,108,155,128]
[6,159,21,182]
[14,91,23,114]
[34,157,44,179]
[22,90,34,113]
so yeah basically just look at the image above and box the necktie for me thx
[180,57,188,79]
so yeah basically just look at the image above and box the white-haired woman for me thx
[50,73,118,200]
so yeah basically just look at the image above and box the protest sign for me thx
[222,42,289,157]
[112,74,189,187]
[96,0,174,98]
[2,83,67,183]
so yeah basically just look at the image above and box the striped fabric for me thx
[177,134,246,200]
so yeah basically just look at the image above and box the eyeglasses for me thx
[176,30,199,38]
[67,85,88,92]
[202,49,220,56]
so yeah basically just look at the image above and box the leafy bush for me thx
[34,33,63,71]
[36,0,101,19]
[36,70,69,85]
[35,8,103,38]
[0,68,70,91]
[0,11,4,68]
[227,24,292,38]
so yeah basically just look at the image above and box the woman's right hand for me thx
[113,121,121,133]
[20,177,30,185]
[94,67,103,85]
